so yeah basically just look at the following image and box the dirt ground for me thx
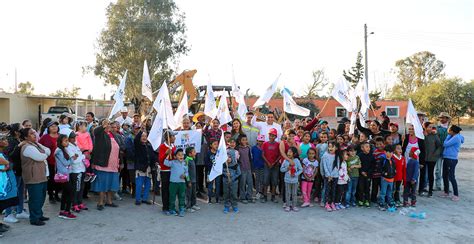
[2,150,473,243]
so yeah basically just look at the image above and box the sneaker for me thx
[403,201,409,207]
[292,206,300,212]
[142,200,153,205]
[89,174,97,183]
[191,205,201,211]
[320,202,325,208]
[255,192,262,200]
[411,201,417,207]
[428,192,433,198]
[168,210,178,216]
[452,196,460,202]
[282,202,287,208]
[309,203,314,207]
[335,203,341,210]
[345,204,350,209]
[97,205,105,211]
[79,203,88,210]
[261,196,267,203]
[114,193,123,201]
[16,211,29,219]
[351,202,357,207]
[232,207,239,213]
[364,201,370,208]
[358,201,364,207]
[439,192,450,198]
[331,203,337,211]
[186,208,195,213]
[284,206,291,212]
[30,220,45,226]
[395,201,401,207]
[223,207,229,214]
[72,205,81,213]
[301,202,310,208]
[58,211,77,220]
[379,204,386,211]
[84,174,91,182]
[241,200,248,204]
[3,214,18,223]
[325,203,332,212]
[339,204,346,209]
[178,211,185,217]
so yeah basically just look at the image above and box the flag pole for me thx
[316,96,331,117]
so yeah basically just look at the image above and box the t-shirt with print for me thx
[262,141,280,166]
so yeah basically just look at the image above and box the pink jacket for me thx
[76,131,93,152]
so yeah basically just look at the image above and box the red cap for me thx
[269,128,278,136]
[389,122,399,128]
[410,147,420,160]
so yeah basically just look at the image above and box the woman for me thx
[402,124,426,195]
[39,118,52,137]
[20,128,50,226]
[356,116,390,139]
[91,119,120,210]
[230,118,245,142]
[0,135,19,233]
[279,129,301,207]
[3,124,29,223]
[388,123,403,146]
[440,125,464,201]
[39,121,60,203]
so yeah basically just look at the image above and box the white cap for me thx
[120,107,128,113]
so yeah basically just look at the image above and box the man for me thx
[435,112,451,191]
[251,111,283,142]
[115,107,133,126]
[380,111,390,130]
[132,114,141,128]
[242,111,259,147]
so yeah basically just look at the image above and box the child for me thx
[237,135,254,203]
[301,148,318,207]
[357,142,375,208]
[378,145,396,211]
[315,132,328,204]
[345,145,361,208]
[370,136,385,203]
[66,133,88,213]
[299,132,315,160]
[321,142,339,212]
[252,135,265,200]
[54,134,77,220]
[384,135,393,147]
[335,149,349,210]
[404,147,420,207]
[280,147,303,212]
[164,149,188,217]
[336,135,347,150]
[185,147,200,212]
[223,150,241,214]
[75,122,95,183]
[134,131,155,206]
[392,144,406,207]
[261,129,281,203]
[205,140,220,204]
[328,129,337,141]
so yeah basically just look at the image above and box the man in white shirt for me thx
[251,111,283,142]
[115,107,133,126]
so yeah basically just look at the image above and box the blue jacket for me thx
[280,158,303,184]
[406,158,420,184]
[164,159,189,183]
[443,134,464,160]
[55,148,73,175]
[251,145,264,169]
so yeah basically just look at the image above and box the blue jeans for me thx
[207,175,221,202]
[26,182,47,223]
[345,177,358,205]
[135,176,151,202]
[379,178,393,206]
[443,158,458,196]
[5,175,25,215]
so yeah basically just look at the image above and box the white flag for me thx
[208,131,228,181]
[148,101,166,150]
[153,82,179,130]
[355,80,370,112]
[216,90,233,126]
[252,74,281,108]
[109,70,128,119]
[349,111,357,135]
[174,91,189,127]
[204,80,218,118]
[231,76,248,120]
[142,60,153,101]
[331,78,354,111]
[406,99,425,139]
[282,87,310,117]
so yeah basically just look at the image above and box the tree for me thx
[304,69,328,98]
[50,86,81,98]
[17,81,34,95]
[369,90,381,110]
[87,0,189,109]
[343,51,364,89]
[389,51,445,99]
[411,77,470,119]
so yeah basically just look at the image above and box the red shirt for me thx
[393,154,406,182]
[262,141,280,166]
[39,134,58,165]
[158,143,176,172]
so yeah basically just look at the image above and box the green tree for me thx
[369,90,381,110]
[17,81,34,95]
[50,86,81,98]
[411,77,469,119]
[343,51,364,89]
[304,69,328,98]
[87,0,189,109]
[390,51,445,99]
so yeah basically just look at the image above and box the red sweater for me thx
[393,154,406,182]
[158,143,176,172]
[39,134,58,165]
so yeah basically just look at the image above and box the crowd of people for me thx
[0,107,466,236]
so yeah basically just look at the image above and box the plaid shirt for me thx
[203,126,222,144]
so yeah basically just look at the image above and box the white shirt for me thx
[115,116,133,126]
[251,120,283,142]
[58,124,73,137]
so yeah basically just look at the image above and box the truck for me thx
[41,106,82,123]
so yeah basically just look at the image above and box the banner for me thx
[174,130,202,152]
[406,99,425,139]
[208,131,227,181]
[174,91,189,127]
[282,87,310,116]
[252,74,281,108]
[142,60,153,101]
[109,70,127,119]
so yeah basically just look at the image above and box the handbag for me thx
[54,173,69,183]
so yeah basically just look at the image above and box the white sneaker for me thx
[191,205,201,211]
[16,211,30,219]
[3,214,18,223]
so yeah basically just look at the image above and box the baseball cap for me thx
[257,134,265,141]
[389,122,399,128]
[318,120,328,125]
[268,128,278,136]
[163,129,178,138]
[337,117,350,124]
[410,147,420,160]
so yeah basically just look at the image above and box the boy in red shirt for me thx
[158,130,177,214]
[392,144,406,207]
[261,128,281,203]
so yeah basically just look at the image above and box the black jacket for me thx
[91,126,112,167]
[357,151,375,177]
[134,131,156,172]
[381,157,396,179]
[356,119,390,138]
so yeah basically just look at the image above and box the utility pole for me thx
[364,24,369,90]
[15,67,18,93]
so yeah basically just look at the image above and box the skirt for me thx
[0,196,19,212]
[91,170,119,193]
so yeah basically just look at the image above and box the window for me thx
[335,107,348,117]
[386,106,399,117]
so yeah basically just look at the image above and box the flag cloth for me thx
[349,112,357,135]
[331,78,354,112]
[406,99,425,140]
[252,74,281,108]
[355,80,370,112]
[142,60,153,101]
[216,90,233,126]
[153,82,179,130]
[109,70,128,119]
[204,80,218,118]
[174,91,189,127]
[231,77,248,120]
[282,87,310,116]
[148,101,166,150]
[208,131,227,181]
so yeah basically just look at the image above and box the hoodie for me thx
[321,153,338,178]
[443,134,464,160]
